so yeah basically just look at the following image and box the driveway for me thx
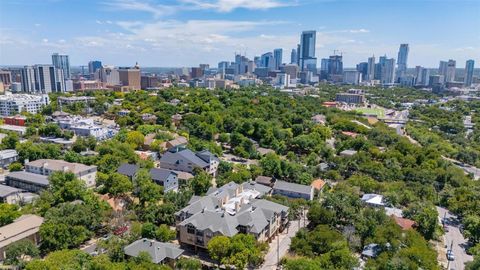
[437,206,473,270]
[260,214,308,270]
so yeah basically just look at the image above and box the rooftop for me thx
[124,238,184,263]
[6,171,49,186]
[0,184,23,198]
[273,180,313,195]
[0,215,44,249]
[26,159,96,174]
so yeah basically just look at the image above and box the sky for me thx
[0,0,479,68]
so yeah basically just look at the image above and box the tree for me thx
[190,169,212,195]
[176,257,202,270]
[260,153,282,177]
[26,249,92,270]
[103,173,133,196]
[0,203,20,226]
[141,222,157,239]
[4,239,40,268]
[2,133,19,149]
[207,236,231,265]
[463,214,480,245]
[135,169,163,205]
[404,202,439,240]
[8,162,23,171]
[126,131,145,149]
[155,224,176,242]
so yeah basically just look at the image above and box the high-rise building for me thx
[378,56,396,85]
[274,49,283,70]
[280,64,298,80]
[356,62,368,81]
[464,60,475,87]
[118,64,141,89]
[88,61,102,74]
[51,53,70,80]
[21,65,65,93]
[290,49,297,65]
[414,66,430,86]
[327,55,343,77]
[445,60,456,82]
[299,31,317,72]
[438,61,448,82]
[396,44,409,79]
[261,52,275,71]
[343,71,361,85]
[296,44,301,65]
[320,58,329,80]
[367,56,375,81]
[96,66,120,85]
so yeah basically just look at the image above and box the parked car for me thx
[446,250,455,261]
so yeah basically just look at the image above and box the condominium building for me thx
[175,182,288,249]
[0,94,50,116]
[25,159,97,187]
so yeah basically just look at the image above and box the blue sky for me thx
[0,0,479,67]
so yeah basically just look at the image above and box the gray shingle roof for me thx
[273,180,313,195]
[124,238,184,263]
[150,168,177,182]
[117,163,139,177]
[0,184,23,198]
[241,181,272,196]
[196,150,219,163]
[6,171,49,187]
[160,149,209,168]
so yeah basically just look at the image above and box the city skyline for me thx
[0,0,479,67]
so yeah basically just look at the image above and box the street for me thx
[260,215,308,270]
[436,206,473,270]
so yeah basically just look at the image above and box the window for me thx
[187,224,195,234]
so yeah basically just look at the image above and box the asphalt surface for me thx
[437,206,473,270]
[260,215,308,270]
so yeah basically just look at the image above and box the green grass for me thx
[354,107,385,117]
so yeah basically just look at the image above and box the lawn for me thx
[354,107,385,117]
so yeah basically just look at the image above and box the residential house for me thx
[175,182,288,249]
[361,243,381,259]
[361,194,385,207]
[311,178,326,195]
[160,149,219,176]
[272,180,314,201]
[340,149,357,157]
[311,114,326,125]
[117,163,139,181]
[0,149,18,168]
[0,125,26,136]
[150,168,178,192]
[117,109,130,117]
[5,171,49,193]
[391,216,416,230]
[25,159,97,187]
[0,185,38,204]
[171,114,182,126]
[141,113,157,123]
[0,215,44,261]
[117,163,179,192]
[255,176,274,187]
[124,238,184,267]
[165,136,188,151]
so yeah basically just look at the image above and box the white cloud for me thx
[180,0,295,12]
[349,28,369,33]
[104,0,176,18]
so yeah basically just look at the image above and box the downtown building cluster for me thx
[0,31,477,93]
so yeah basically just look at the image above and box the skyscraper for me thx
[274,49,283,70]
[464,60,474,87]
[367,56,375,81]
[261,52,275,71]
[290,49,297,65]
[356,62,368,81]
[378,55,396,85]
[88,61,102,74]
[414,66,430,86]
[396,44,409,79]
[446,60,456,82]
[51,53,70,80]
[299,31,317,72]
[327,55,343,76]
[21,65,64,93]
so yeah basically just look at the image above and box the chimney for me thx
[235,201,240,213]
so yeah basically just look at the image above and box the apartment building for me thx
[25,159,97,187]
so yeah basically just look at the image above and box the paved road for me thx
[437,207,473,270]
[260,215,308,270]
[442,156,480,180]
